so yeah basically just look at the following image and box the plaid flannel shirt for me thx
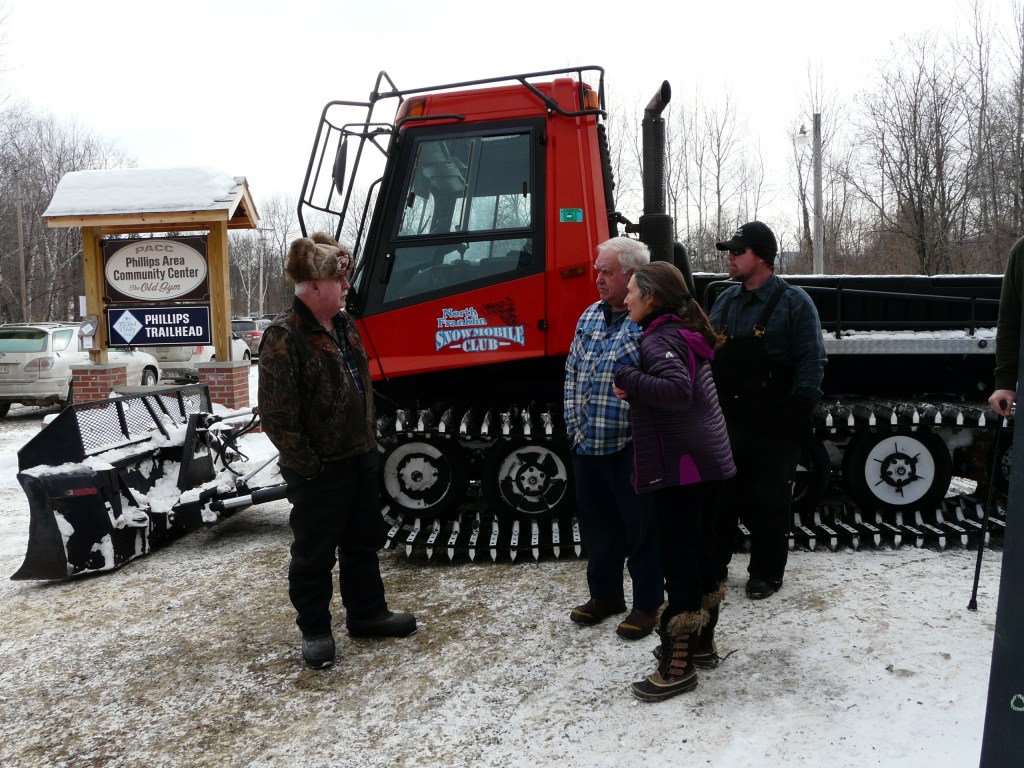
[563,301,642,455]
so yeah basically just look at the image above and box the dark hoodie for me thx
[613,313,736,493]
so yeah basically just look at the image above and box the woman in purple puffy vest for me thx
[612,261,736,702]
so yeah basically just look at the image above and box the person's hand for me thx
[988,388,1016,417]
[279,462,322,490]
[612,363,635,399]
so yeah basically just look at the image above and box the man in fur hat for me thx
[258,232,416,669]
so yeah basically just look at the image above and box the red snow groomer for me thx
[298,65,1009,560]
[11,385,286,580]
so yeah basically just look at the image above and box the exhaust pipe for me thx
[639,81,674,265]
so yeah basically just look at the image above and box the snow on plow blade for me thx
[12,385,286,581]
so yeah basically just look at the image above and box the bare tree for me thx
[0,108,133,322]
[256,193,298,316]
[665,102,695,245]
[852,35,973,274]
[228,231,259,317]
[704,94,745,240]
[603,98,643,229]
[734,142,767,224]
[984,0,1024,264]
[1005,0,1024,234]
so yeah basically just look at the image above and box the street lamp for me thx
[796,114,824,274]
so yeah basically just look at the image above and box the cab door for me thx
[355,119,547,380]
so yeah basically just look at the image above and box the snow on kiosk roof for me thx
[43,166,259,232]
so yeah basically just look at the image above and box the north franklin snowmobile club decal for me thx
[435,307,526,352]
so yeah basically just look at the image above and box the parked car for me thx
[150,333,251,383]
[0,322,162,418]
[231,318,268,358]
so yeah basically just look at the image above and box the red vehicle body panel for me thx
[355,77,608,385]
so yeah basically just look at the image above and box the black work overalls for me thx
[709,281,797,583]
[711,282,793,430]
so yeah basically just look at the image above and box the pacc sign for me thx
[102,236,210,303]
[107,305,211,347]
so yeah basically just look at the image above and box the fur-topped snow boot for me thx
[630,609,707,702]
[694,582,726,669]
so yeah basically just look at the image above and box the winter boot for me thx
[570,598,627,626]
[630,609,706,702]
[301,633,336,669]
[616,608,658,640]
[694,583,726,669]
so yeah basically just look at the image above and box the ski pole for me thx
[968,404,1009,611]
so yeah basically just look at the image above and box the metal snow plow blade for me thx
[12,385,286,581]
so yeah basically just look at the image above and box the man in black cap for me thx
[708,221,826,600]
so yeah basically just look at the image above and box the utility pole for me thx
[812,112,824,275]
[14,170,29,322]
[795,114,825,274]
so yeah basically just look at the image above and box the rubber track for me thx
[382,495,1006,562]
[378,398,1011,561]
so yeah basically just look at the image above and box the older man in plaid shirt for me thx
[564,237,662,640]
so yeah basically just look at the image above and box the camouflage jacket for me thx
[257,298,376,477]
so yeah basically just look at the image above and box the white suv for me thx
[150,334,251,382]
[0,322,162,418]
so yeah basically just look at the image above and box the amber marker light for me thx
[396,97,428,122]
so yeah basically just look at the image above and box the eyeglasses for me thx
[728,247,749,257]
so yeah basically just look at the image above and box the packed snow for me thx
[43,166,243,217]
[0,367,1003,767]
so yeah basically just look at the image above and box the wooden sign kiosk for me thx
[43,167,259,409]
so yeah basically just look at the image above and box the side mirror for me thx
[333,138,348,196]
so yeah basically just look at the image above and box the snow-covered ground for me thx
[0,368,1003,767]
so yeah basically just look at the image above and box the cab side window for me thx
[383,129,538,304]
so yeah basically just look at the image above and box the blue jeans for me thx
[572,447,663,611]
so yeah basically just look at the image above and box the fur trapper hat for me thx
[284,232,352,284]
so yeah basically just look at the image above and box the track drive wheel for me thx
[792,436,831,515]
[380,436,469,519]
[842,429,952,512]
[481,438,573,521]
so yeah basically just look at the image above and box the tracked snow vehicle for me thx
[293,66,1008,559]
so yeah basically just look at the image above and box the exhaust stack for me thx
[639,81,673,264]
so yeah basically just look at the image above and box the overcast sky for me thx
[2,0,975,225]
